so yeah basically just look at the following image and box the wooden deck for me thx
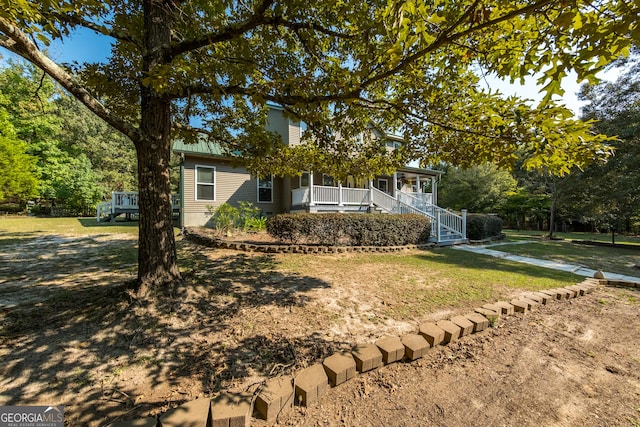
[97,192,180,222]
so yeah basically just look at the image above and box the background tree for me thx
[55,96,138,194]
[0,61,136,213]
[438,163,516,213]
[571,57,640,233]
[1,0,637,294]
[0,109,39,205]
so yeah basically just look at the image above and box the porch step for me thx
[437,238,469,247]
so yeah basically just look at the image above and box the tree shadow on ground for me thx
[0,238,335,425]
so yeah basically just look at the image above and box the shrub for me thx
[207,202,266,235]
[267,213,431,246]
[466,214,503,240]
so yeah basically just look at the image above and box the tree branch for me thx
[51,12,141,46]
[0,17,141,143]
[162,0,275,60]
[354,97,509,140]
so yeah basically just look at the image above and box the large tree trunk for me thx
[135,0,181,296]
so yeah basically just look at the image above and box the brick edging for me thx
[182,228,435,254]
[111,277,639,426]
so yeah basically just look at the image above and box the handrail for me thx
[370,188,467,242]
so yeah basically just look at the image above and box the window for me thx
[386,140,402,150]
[377,178,389,194]
[300,172,310,187]
[322,174,335,186]
[195,165,215,201]
[258,175,273,203]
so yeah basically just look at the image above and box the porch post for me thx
[416,175,421,193]
[462,209,467,240]
[111,192,116,216]
[369,180,374,206]
[393,171,398,199]
[309,172,315,206]
[436,209,441,243]
[431,177,437,205]
[338,181,343,206]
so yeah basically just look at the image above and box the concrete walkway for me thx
[452,241,640,284]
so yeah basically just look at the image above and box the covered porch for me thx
[290,166,441,211]
[288,167,467,245]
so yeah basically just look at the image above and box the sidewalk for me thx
[452,242,640,284]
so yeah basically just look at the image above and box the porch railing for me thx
[97,191,181,221]
[371,188,466,243]
[293,185,370,206]
[398,192,433,211]
[291,185,467,244]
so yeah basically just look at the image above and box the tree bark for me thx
[548,178,556,239]
[135,0,181,295]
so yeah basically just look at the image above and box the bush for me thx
[467,214,503,240]
[207,202,266,235]
[267,213,431,246]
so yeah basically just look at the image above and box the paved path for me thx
[452,241,640,284]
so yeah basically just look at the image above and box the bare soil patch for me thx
[0,231,638,426]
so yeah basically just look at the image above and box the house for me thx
[173,105,467,244]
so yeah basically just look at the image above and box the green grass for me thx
[504,229,640,246]
[0,216,140,238]
[275,248,581,319]
[1,218,626,321]
[495,236,640,278]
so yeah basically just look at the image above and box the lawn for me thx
[0,216,141,240]
[499,230,640,278]
[503,228,640,246]
[0,217,594,425]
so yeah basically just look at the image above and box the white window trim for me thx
[195,164,216,202]
[257,175,274,204]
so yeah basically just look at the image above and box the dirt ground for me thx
[0,232,639,426]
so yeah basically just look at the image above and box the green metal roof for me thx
[172,139,225,157]
[172,139,443,176]
[399,165,444,176]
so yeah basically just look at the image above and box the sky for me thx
[4,26,621,118]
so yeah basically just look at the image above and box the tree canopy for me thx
[0,61,136,212]
[1,0,637,291]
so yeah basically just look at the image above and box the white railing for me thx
[433,208,467,242]
[313,186,340,204]
[398,192,433,211]
[341,188,369,205]
[371,188,466,243]
[371,187,432,217]
[113,191,139,209]
[96,201,112,221]
[293,185,371,206]
[290,185,467,244]
[97,192,181,221]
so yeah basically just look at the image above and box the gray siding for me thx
[266,107,303,146]
[266,108,290,145]
[182,157,285,227]
[288,119,302,146]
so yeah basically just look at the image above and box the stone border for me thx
[183,228,435,254]
[109,277,639,426]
